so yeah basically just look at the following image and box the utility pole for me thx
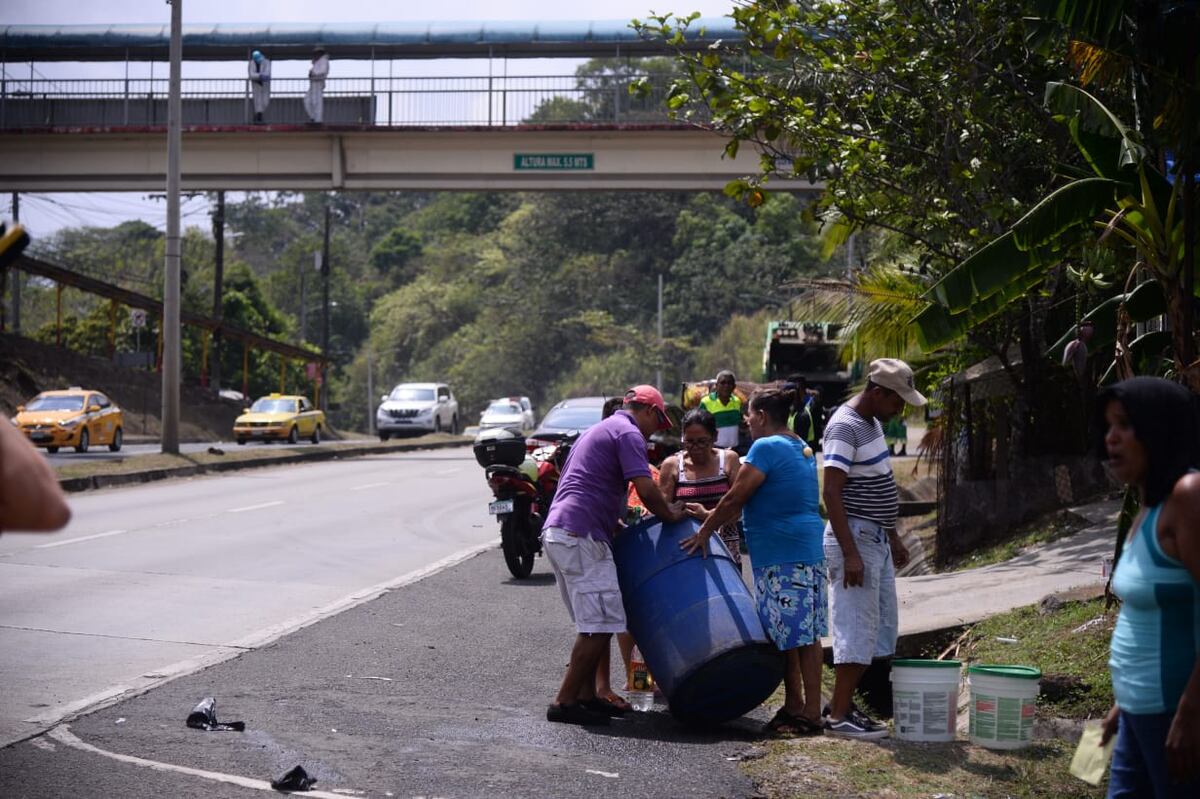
[366,348,374,436]
[321,200,331,411]
[10,192,19,333]
[656,273,663,392]
[210,190,224,392]
[161,0,183,454]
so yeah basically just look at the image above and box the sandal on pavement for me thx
[547,702,611,726]
[598,692,633,712]
[765,708,823,737]
[582,696,630,717]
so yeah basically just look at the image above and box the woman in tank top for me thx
[658,408,743,570]
[1097,377,1200,797]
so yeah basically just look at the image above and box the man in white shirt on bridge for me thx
[248,50,270,124]
[304,47,330,124]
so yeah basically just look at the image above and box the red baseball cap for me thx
[624,384,672,430]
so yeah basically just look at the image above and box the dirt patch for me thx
[4,332,245,441]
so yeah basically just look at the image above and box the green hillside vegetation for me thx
[20,189,834,431]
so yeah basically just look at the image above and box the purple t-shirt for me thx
[544,410,652,544]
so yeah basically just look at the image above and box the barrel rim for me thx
[967,664,1042,680]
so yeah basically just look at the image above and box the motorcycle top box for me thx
[472,427,526,468]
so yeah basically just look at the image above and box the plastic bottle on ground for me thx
[627,645,655,711]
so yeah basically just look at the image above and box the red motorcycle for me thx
[473,428,576,579]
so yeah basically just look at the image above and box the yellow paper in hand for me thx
[1069,721,1115,786]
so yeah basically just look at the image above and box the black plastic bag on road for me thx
[271,765,317,791]
[185,697,246,732]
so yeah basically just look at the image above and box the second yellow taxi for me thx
[233,393,325,445]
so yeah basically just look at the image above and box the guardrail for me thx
[0,74,682,128]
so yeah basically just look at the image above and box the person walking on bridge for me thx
[304,47,330,124]
[822,358,925,740]
[248,50,270,123]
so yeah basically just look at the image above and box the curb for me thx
[57,438,472,493]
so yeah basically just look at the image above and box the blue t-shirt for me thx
[741,435,824,567]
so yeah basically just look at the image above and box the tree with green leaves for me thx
[914,2,1199,385]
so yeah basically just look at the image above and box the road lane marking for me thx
[226,500,284,513]
[35,529,129,549]
[350,482,389,491]
[48,726,351,798]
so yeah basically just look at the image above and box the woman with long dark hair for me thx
[1097,377,1200,796]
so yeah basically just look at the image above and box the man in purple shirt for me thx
[542,385,686,726]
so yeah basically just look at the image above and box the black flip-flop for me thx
[582,697,630,717]
[765,708,823,737]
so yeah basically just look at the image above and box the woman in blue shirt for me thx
[682,387,826,736]
[1098,377,1200,796]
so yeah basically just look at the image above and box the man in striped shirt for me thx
[821,358,926,739]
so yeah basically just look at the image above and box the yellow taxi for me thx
[233,393,325,445]
[13,387,124,454]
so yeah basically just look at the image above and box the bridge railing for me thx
[0,74,686,129]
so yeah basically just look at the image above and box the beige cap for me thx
[867,358,927,406]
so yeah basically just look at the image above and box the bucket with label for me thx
[890,659,961,742]
[968,664,1040,750]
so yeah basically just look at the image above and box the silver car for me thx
[377,382,459,440]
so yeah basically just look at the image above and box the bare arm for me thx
[0,422,71,532]
[680,462,765,556]
[1160,474,1200,780]
[822,466,864,587]
[631,475,684,523]
[657,456,678,503]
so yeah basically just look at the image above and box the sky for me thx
[2,0,737,240]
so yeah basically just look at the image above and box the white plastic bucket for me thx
[968,664,1041,750]
[890,659,961,742]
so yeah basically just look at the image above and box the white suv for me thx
[377,382,459,439]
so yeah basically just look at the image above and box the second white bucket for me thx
[968,664,1041,750]
[890,659,961,742]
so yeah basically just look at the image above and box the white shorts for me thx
[541,527,626,635]
[823,517,898,665]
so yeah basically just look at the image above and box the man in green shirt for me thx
[700,370,744,449]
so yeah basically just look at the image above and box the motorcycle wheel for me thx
[500,516,535,579]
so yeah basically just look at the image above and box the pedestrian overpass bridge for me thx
[0,20,822,193]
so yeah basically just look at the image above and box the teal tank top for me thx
[1109,504,1200,714]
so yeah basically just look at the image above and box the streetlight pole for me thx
[210,189,224,392]
[656,273,663,392]
[161,0,183,454]
[321,200,331,411]
[10,192,19,334]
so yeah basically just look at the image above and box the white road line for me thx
[225,500,284,513]
[48,726,351,799]
[35,530,129,549]
[349,482,389,491]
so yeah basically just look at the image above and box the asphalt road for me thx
[0,448,496,748]
[0,540,761,799]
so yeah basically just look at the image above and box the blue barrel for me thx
[612,516,783,726]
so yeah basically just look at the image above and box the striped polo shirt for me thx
[700,393,743,449]
[821,404,898,527]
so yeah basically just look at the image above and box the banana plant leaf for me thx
[1045,279,1167,361]
[1031,0,1129,50]
[923,177,1119,318]
[1044,82,1146,174]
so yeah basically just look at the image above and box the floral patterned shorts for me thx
[752,561,829,650]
